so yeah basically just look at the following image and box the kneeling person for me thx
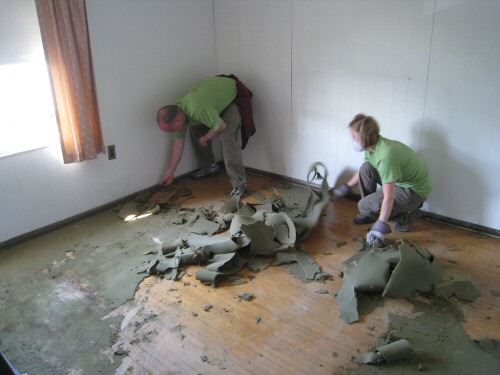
[331,114,431,246]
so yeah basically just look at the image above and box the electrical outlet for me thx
[107,144,116,160]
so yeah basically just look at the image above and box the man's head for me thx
[348,113,380,150]
[157,105,186,132]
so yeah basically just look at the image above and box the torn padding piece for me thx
[146,258,179,279]
[220,196,242,213]
[292,162,331,241]
[241,221,281,254]
[352,253,390,292]
[338,240,443,323]
[435,280,481,301]
[383,241,443,298]
[475,337,500,359]
[189,217,221,235]
[295,252,321,280]
[337,262,359,324]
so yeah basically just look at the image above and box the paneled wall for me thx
[422,0,500,228]
[214,0,500,229]
[1,0,499,244]
[215,0,293,177]
[289,0,434,182]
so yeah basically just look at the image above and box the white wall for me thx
[289,0,434,183]
[215,0,293,177]
[0,0,217,243]
[214,0,500,230]
[1,0,499,244]
[421,0,500,229]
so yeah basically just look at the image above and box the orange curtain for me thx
[35,0,105,163]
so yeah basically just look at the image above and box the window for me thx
[0,0,57,158]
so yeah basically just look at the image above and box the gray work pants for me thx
[358,161,425,224]
[189,103,246,188]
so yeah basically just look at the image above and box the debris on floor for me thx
[116,186,194,221]
[435,280,481,302]
[474,337,500,359]
[237,293,255,302]
[140,162,334,287]
[348,298,500,374]
[356,339,414,364]
[338,239,444,324]
[291,162,331,241]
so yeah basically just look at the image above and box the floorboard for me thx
[1,171,499,374]
[111,172,500,374]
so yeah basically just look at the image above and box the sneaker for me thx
[395,223,412,232]
[353,214,376,225]
[396,209,422,232]
[230,182,248,198]
[190,163,220,179]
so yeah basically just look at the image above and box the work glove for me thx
[367,220,391,248]
[330,183,351,201]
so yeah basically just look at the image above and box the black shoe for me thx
[353,214,376,225]
[190,163,220,179]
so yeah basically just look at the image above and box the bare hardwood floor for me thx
[112,171,500,375]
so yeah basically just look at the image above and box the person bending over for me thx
[331,114,431,247]
[157,75,254,198]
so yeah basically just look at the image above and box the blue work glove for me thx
[330,183,351,201]
[367,220,391,247]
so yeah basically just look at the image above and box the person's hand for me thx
[160,173,174,187]
[330,183,351,201]
[199,136,208,148]
[367,220,391,247]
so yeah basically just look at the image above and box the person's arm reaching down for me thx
[367,181,396,247]
[161,137,185,186]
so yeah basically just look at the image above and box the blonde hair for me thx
[348,113,380,148]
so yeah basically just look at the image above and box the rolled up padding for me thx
[187,233,239,254]
[161,237,185,255]
[174,247,210,265]
[359,351,383,364]
[206,253,247,276]
[376,339,413,362]
[195,269,222,283]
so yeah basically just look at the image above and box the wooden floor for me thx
[110,171,500,375]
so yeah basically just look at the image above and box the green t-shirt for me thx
[365,136,432,198]
[173,76,237,139]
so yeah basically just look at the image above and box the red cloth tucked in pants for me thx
[217,74,256,149]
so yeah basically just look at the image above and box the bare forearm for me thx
[167,138,184,175]
[200,121,227,143]
[168,139,184,171]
